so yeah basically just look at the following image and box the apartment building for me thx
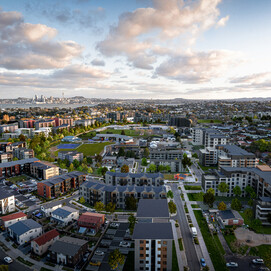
[34,119,56,129]
[105,172,164,186]
[192,128,227,147]
[0,152,13,163]
[58,151,83,163]
[254,197,271,226]
[168,117,191,127]
[149,149,183,160]
[13,148,34,160]
[30,161,59,180]
[0,192,15,215]
[0,123,19,133]
[79,179,167,209]
[37,171,86,199]
[75,119,95,127]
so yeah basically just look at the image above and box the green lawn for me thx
[197,119,223,124]
[7,174,30,183]
[191,204,200,208]
[76,142,113,156]
[172,241,179,271]
[250,245,271,269]
[187,192,204,201]
[184,185,202,190]
[198,163,218,171]
[194,210,227,271]
[99,128,140,136]
[178,238,184,251]
[164,174,175,180]
[123,251,135,271]
[54,148,77,156]
[78,131,96,139]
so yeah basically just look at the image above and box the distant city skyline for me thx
[0,0,271,99]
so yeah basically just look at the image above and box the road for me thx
[171,183,201,271]
[191,162,203,182]
[0,248,32,271]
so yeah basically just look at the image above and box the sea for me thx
[0,103,96,109]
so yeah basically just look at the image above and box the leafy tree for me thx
[105,202,116,213]
[250,219,262,231]
[245,185,254,196]
[141,157,148,166]
[121,164,129,173]
[167,190,174,199]
[108,249,125,270]
[203,192,215,208]
[94,201,104,212]
[218,182,229,195]
[79,197,85,204]
[87,167,93,174]
[233,185,242,197]
[168,200,177,214]
[118,147,125,157]
[97,166,108,176]
[95,154,103,163]
[192,153,198,159]
[121,130,125,135]
[231,198,242,211]
[244,208,253,220]
[19,134,26,142]
[73,159,80,168]
[218,201,227,211]
[13,157,19,161]
[202,266,210,271]
[147,164,156,173]
[207,188,215,195]
[182,153,192,169]
[128,214,137,234]
[143,147,150,158]
[68,163,74,172]
[125,196,137,210]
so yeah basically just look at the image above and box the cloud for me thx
[216,15,229,27]
[97,0,229,69]
[156,50,242,83]
[230,72,271,84]
[91,58,105,66]
[0,9,82,70]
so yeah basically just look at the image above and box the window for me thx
[140,254,144,257]
[140,247,144,250]
[140,260,144,264]
[140,240,144,244]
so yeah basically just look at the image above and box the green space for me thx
[184,185,202,191]
[0,266,8,271]
[215,196,249,203]
[40,268,53,271]
[191,204,200,208]
[187,192,204,201]
[178,238,184,251]
[99,128,140,137]
[54,148,77,156]
[76,142,113,156]
[197,119,223,124]
[7,174,30,183]
[17,256,34,267]
[250,245,271,269]
[172,241,179,271]
[194,210,227,271]
[198,163,218,171]
[78,131,96,139]
[223,231,249,254]
[123,251,135,271]
[164,174,175,180]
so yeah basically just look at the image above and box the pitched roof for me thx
[52,206,78,218]
[8,219,41,235]
[137,199,169,218]
[32,229,59,246]
[0,212,27,222]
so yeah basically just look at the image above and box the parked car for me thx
[110,223,119,228]
[4,257,13,264]
[226,262,238,267]
[94,251,105,256]
[100,243,109,248]
[200,258,206,267]
[119,241,131,248]
[252,259,264,265]
[89,260,101,266]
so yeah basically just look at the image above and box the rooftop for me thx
[8,219,41,235]
[0,212,27,222]
[32,229,59,246]
[137,199,169,218]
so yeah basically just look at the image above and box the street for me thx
[171,183,201,271]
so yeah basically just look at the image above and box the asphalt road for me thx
[191,162,203,183]
[0,248,32,271]
[171,183,201,271]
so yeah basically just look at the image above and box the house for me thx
[0,212,27,229]
[48,236,88,267]
[217,210,244,227]
[8,219,42,245]
[41,202,63,217]
[77,212,105,234]
[51,206,79,225]
[31,229,59,256]
[0,191,15,215]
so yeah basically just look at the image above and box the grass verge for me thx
[178,238,184,251]
[187,192,204,201]
[17,256,34,266]
[172,241,179,271]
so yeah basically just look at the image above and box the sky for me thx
[0,0,271,100]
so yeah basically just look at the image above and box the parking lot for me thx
[87,222,134,271]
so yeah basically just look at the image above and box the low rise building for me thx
[217,210,244,226]
[0,191,15,215]
[254,197,271,226]
[0,152,13,163]
[51,206,79,225]
[58,151,83,163]
[41,202,63,217]
[13,148,34,160]
[0,212,27,229]
[77,212,105,233]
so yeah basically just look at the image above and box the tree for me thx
[87,167,93,174]
[192,153,198,159]
[167,190,174,199]
[94,201,104,212]
[79,197,85,204]
[231,198,242,211]
[218,201,227,211]
[73,159,80,169]
[121,164,129,173]
[108,249,125,270]
[95,154,103,163]
[168,200,177,214]
[97,166,108,176]
[128,214,136,234]
[202,266,210,271]
[118,147,125,157]
[244,208,253,221]
[87,156,93,164]
[182,153,192,169]
[125,196,137,210]
[105,202,116,213]
[203,192,215,208]
[121,130,125,135]
[19,134,26,142]
[207,188,215,195]
[143,147,150,158]
[251,219,262,231]
[141,157,148,166]
[233,186,242,197]
[245,185,254,196]
[147,164,156,173]
[218,182,229,195]
[68,163,74,172]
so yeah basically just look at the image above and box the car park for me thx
[89,260,101,266]
[4,257,13,264]
[252,259,264,264]
[94,251,105,256]
[110,223,119,228]
[226,262,238,267]
[200,258,206,267]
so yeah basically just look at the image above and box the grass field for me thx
[191,204,200,208]
[197,119,223,124]
[250,245,271,269]
[194,210,227,271]
[187,192,204,201]
[78,131,96,139]
[99,128,140,136]
[76,142,113,156]
[184,185,202,190]
[172,241,179,271]
[7,174,30,183]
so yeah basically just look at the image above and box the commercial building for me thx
[37,171,86,199]
[93,133,134,143]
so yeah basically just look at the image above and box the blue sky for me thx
[0,0,271,99]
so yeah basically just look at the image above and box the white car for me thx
[226,262,238,267]
[110,223,119,228]
[4,257,13,264]
[119,241,131,248]
[94,251,105,256]
[252,259,264,264]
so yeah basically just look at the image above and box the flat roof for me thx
[137,199,169,218]
[133,223,173,240]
